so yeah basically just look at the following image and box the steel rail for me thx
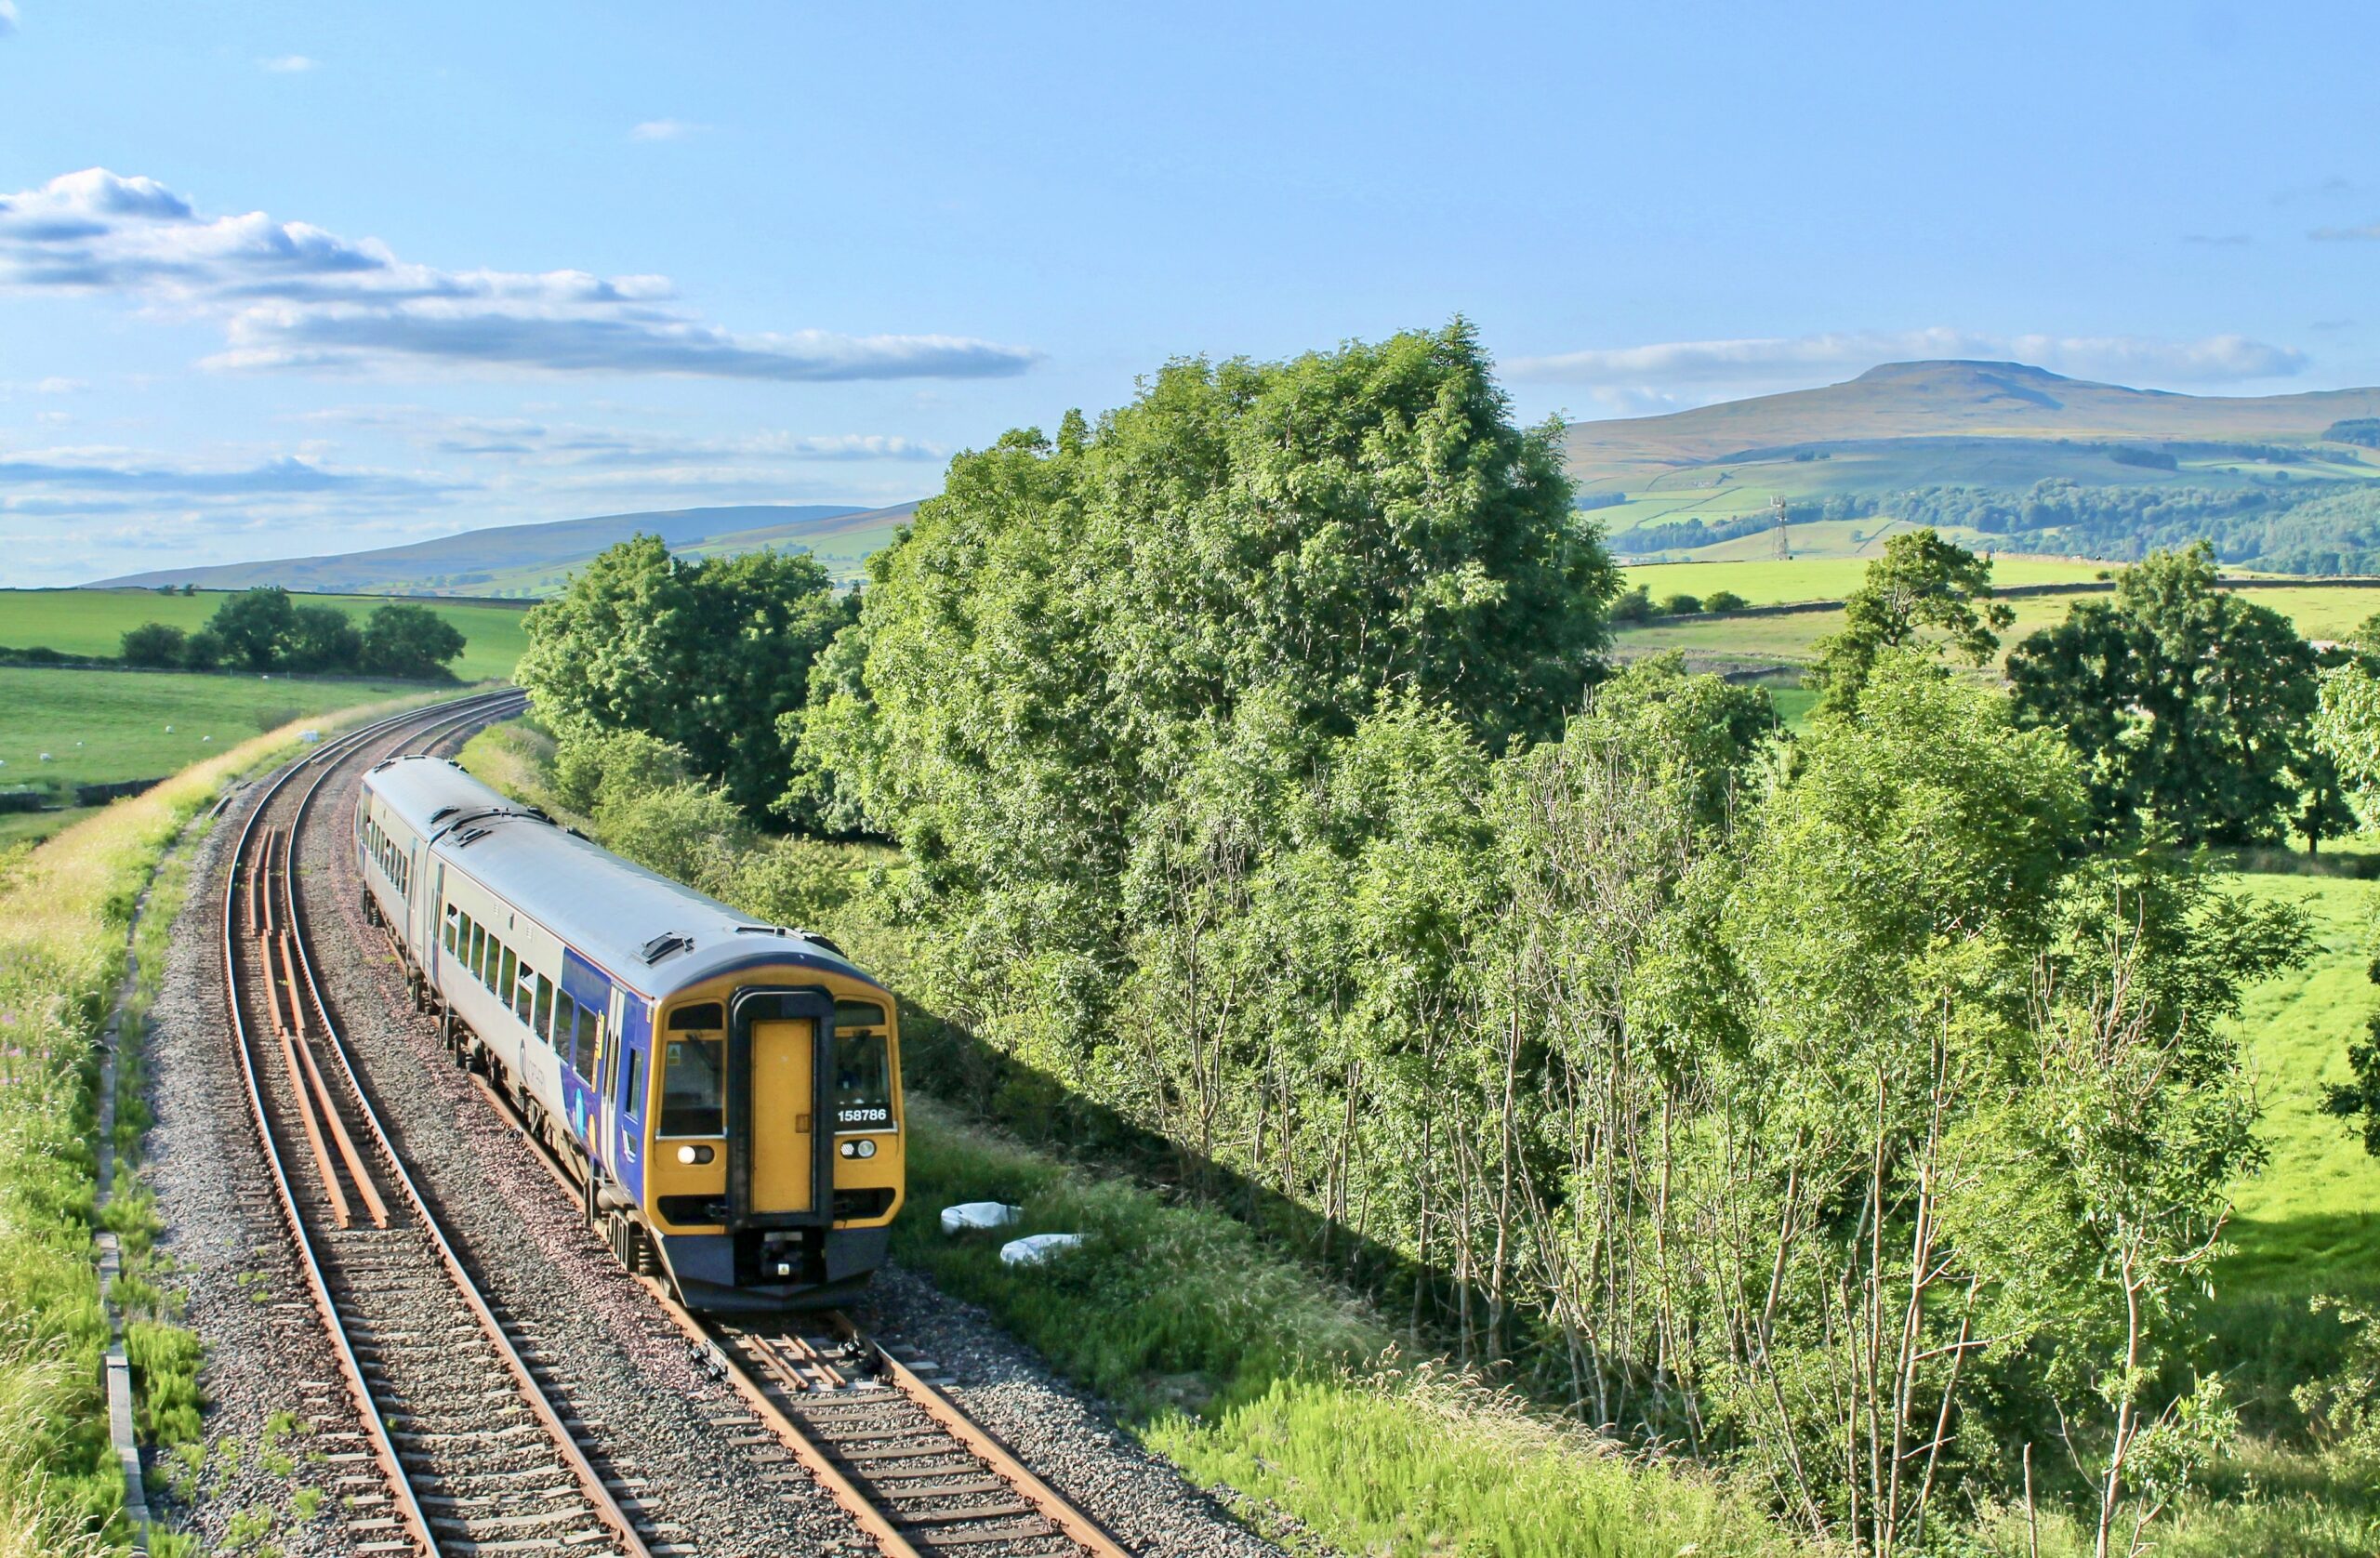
[275,693,661,1558]
[463,1042,1128,1558]
[221,703,478,1557]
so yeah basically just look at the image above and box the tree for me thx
[282,604,364,672]
[796,320,1614,1081]
[1704,588,1748,612]
[180,629,224,671]
[360,603,467,680]
[1805,528,2013,713]
[1658,592,1701,615]
[518,536,853,821]
[120,622,186,667]
[208,586,296,670]
[2010,543,2331,846]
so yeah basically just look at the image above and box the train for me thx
[355,754,905,1311]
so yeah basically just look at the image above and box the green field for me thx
[0,588,532,680]
[1613,574,2380,667]
[1622,552,2118,606]
[2220,858,2380,1297]
[0,665,457,844]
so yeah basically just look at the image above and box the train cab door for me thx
[727,989,835,1223]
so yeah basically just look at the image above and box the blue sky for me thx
[1,1,2373,584]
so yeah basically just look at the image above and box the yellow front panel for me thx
[749,1017,813,1213]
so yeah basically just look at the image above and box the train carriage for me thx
[357,754,903,1310]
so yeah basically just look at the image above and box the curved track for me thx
[222,693,659,1558]
[230,693,1139,1558]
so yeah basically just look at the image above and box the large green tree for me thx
[282,604,364,672]
[1805,527,2013,713]
[795,323,1617,1068]
[2008,543,2335,846]
[518,537,853,821]
[360,603,468,680]
[207,586,296,671]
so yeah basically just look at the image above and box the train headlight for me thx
[838,1139,878,1159]
[676,1143,715,1165]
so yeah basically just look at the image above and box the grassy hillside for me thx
[0,666,458,844]
[2218,859,2380,1298]
[0,588,530,680]
[1573,362,2380,573]
[1567,361,2380,483]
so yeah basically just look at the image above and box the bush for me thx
[1703,588,1748,612]
[360,604,467,680]
[178,630,223,672]
[119,623,187,667]
[1658,592,1702,615]
[1609,585,1657,624]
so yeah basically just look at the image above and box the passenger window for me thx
[554,992,575,1053]
[514,963,536,1026]
[535,974,553,1041]
[496,944,514,999]
[574,1007,601,1080]
[620,1047,642,1119]
[468,922,485,981]
[443,907,458,955]
[658,1036,723,1137]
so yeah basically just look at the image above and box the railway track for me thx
[229,692,1138,1558]
[223,693,665,1558]
[473,1059,1134,1558]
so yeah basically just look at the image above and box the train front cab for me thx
[633,969,904,1310]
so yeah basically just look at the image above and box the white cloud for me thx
[0,167,1038,382]
[2311,223,2380,243]
[1506,327,2307,399]
[295,406,944,465]
[0,3,18,38]
[629,119,705,141]
[259,54,317,73]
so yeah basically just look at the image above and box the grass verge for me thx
[0,687,457,1552]
[894,1098,1804,1558]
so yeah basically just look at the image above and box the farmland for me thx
[0,588,532,681]
[1612,560,2380,666]
[0,665,466,844]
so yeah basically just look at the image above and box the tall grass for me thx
[0,690,450,1550]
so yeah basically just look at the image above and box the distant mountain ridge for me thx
[90,501,922,596]
[1565,361,2380,482]
[1567,362,2380,574]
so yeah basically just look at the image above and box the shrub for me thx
[1658,592,1702,615]
[1609,585,1657,624]
[1703,588,1748,612]
[119,624,187,668]
[178,630,223,672]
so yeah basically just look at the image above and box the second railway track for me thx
[214,691,1147,1558]
[223,693,663,1557]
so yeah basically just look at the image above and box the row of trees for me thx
[516,325,2353,1552]
[120,588,468,680]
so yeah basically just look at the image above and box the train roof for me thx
[364,755,879,1001]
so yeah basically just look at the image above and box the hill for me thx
[1571,362,2380,573]
[88,501,921,596]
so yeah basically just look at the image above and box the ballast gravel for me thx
[144,792,366,1556]
[146,737,1302,1557]
[851,1267,1303,1558]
